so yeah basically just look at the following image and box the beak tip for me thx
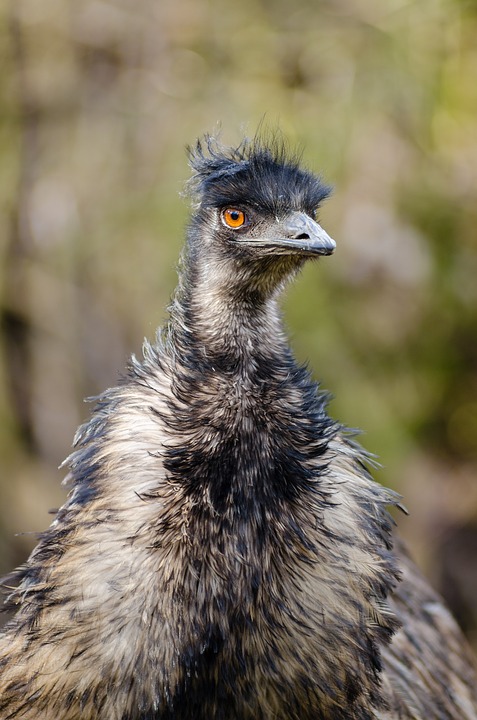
[287,213,336,256]
[323,237,336,254]
[311,231,336,256]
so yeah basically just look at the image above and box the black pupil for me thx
[230,211,240,221]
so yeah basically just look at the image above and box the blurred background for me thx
[0,0,476,649]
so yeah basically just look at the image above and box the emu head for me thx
[184,135,335,301]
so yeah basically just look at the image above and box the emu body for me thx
[1,137,476,719]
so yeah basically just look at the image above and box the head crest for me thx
[185,132,308,201]
[184,132,331,217]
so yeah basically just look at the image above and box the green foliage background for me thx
[0,0,476,647]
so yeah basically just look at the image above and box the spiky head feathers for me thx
[186,134,331,218]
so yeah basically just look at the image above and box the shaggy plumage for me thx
[0,135,476,719]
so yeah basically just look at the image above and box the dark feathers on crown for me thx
[185,133,332,216]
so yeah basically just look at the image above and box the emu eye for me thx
[221,208,246,229]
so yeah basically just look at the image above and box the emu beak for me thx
[240,211,336,256]
[273,211,336,256]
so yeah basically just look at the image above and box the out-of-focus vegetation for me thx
[0,0,476,647]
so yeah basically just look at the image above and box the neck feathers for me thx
[167,240,302,374]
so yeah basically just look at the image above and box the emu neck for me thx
[162,250,335,515]
[170,251,293,373]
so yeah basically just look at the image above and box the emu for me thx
[0,135,476,719]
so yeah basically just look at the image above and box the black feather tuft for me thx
[185,132,331,217]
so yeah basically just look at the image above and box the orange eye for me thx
[221,208,246,229]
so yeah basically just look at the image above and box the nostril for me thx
[295,233,310,240]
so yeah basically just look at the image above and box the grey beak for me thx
[238,211,336,256]
[276,211,336,255]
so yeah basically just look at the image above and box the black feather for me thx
[186,134,331,215]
